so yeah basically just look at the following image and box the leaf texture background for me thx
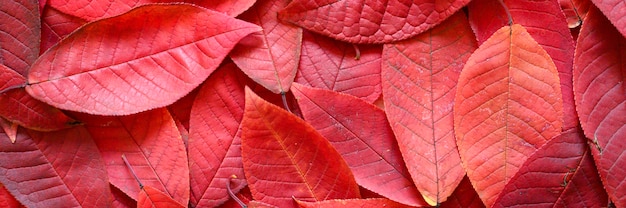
[0,0,40,76]
[40,6,86,53]
[137,186,185,208]
[591,0,626,37]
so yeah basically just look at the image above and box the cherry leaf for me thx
[294,198,407,208]
[138,186,186,208]
[111,185,136,208]
[291,83,425,207]
[26,4,261,115]
[0,0,39,76]
[241,87,360,207]
[278,0,471,44]
[573,7,626,207]
[0,127,111,207]
[40,6,87,53]
[382,11,476,205]
[591,0,626,37]
[0,184,23,208]
[230,0,302,94]
[295,31,382,103]
[440,177,485,208]
[454,24,563,206]
[189,62,249,207]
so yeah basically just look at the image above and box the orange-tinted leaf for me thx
[40,6,86,53]
[279,0,471,44]
[382,12,476,205]
[138,186,185,208]
[0,118,17,143]
[295,31,382,103]
[0,0,39,76]
[189,62,249,207]
[291,83,424,207]
[0,127,111,207]
[241,87,360,207]
[230,0,302,94]
[493,128,608,207]
[440,177,485,208]
[26,4,260,115]
[469,0,577,130]
[294,198,407,208]
[454,24,563,206]
[591,0,626,37]
[0,184,23,208]
[71,108,190,205]
[573,7,626,207]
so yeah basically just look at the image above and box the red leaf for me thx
[454,24,563,206]
[382,11,476,205]
[295,31,382,103]
[40,6,86,53]
[111,185,137,208]
[559,0,592,28]
[493,128,608,207]
[167,87,200,131]
[591,0,626,37]
[440,177,485,208]
[188,62,249,207]
[241,87,360,207]
[0,184,23,208]
[291,83,425,207]
[294,198,407,208]
[26,4,261,115]
[278,0,471,44]
[573,7,626,207]
[230,0,302,94]
[138,186,186,208]
[186,0,257,17]
[468,0,578,130]
[0,127,111,207]
[0,118,17,143]
[71,108,190,205]
[0,0,40,76]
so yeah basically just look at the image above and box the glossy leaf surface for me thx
[137,186,186,208]
[26,4,260,115]
[0,0,40,76]
[454,24,563,206]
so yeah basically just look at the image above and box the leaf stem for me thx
[226,176,247,208]
[281,91,292,113]
[0,83,26,95]
[498,0,513,25]
[121,154,143,189]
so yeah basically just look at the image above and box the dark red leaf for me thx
[294,198,408,208]
[295,31,382,103]
[26,4,260,115]
[0,0,40,76]
[241,87,360,207]
[137,186,186,208]
[291,83,425,207]
[185,0,257,17]
[167,87,200,131]
[382,11,476,205]
[0,118,17,143]
[40,6,86,53]
[0,184,23,208]
[591,0,626,37]
[0,127,111,207]
[230,0,302,94]
[279,0,471,44]
[573,6,626,207]
[111,185,137,208]
[440,177,485,208]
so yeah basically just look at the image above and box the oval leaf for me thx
[138,186,185,208]
[241,87,360,207]
[278,0,471,44]
[26,4,261,115]
[0,0,40,76]
[573,7,626,207]
[454,24,563,206]
[291,83,425,207]
[382,11,476,205]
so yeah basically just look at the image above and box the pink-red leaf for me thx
[591,0,626,37]
[454,24,563,206]
[40,6,86,53]
[382,11,476,205]
[291,83,425,207]
[138,186,185,208]
[493,128,608,207]
[241,87,360,207]
[230,0,302,94]
[0,127,111,207]
[294,198,407,208]
[189,62,249,207]
[71,108,190,205]
[26,4,260,115]
[278,0,471,44]
[295,31,382,103]
[0,0,40,76]
[573,7,626,207]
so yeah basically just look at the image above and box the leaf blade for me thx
[0,0,40,75]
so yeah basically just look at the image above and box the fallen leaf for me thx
[454,24,563,206]
[40,6,87,53]
[591,0,626,37]
[0,0,40,76]
[0,118,17,143]
[382,11,476,205]
[0,184,23,208]
[294,198,407,208]
[440,177,485,208]
[26,4,261,115]
[138,186,186,208]
[110,185,137,208]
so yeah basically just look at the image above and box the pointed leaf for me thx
[291,83,425,207]
[278,0,471,44]
[573,7,626,207]
[241,87,360,207]
[591,0,626,37]
[0,0,40,76]
[0,127,111,207]
[138,186,185,208]
[189,62,249,207]
[440,177,485,208]
[493,128,608,207]
[111,185,137,208]
[382,12,476,205]
[71,108,190,205]
[294,198,407,208]
[26,4,261,115]
[0,118,17,143]
[295,31,382,103]
[454,24,563,206]
[230,0,302,94]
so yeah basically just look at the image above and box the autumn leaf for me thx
[0,184,23,208]
[0,118,17,143]
[440,177,485,208]
[294,198,407,208]
[241,87,360,207]
[573,6,626,207]
[137,186,186,208]
[454,24,563,206]
[591,0,626,37]
[382,11,476,205]
[0,0,40,76]
[26,4,261,115]
[40,6,87,53]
